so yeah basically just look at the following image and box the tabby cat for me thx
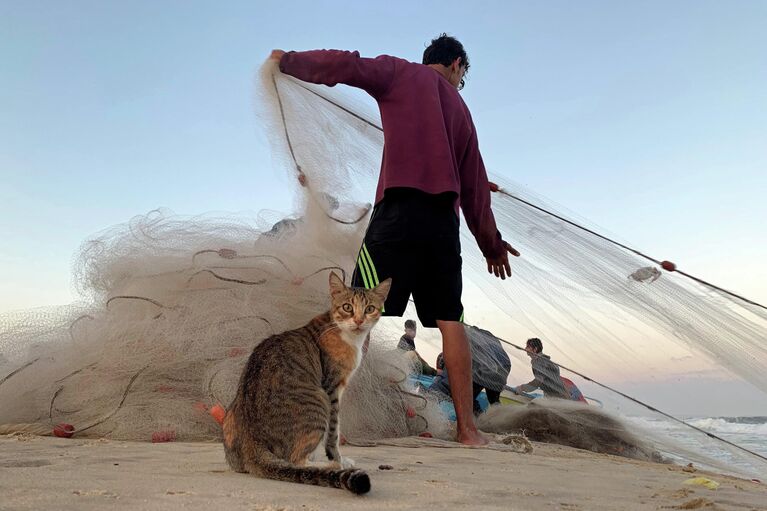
[223,272,391,494]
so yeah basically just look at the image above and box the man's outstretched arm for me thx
[458,130,520,279]
[517,379,541,393]
[270,48,396,99]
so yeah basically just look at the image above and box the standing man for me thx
[271,34,518,445]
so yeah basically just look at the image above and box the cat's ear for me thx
[329,271,346,297]
[372,278,392,302]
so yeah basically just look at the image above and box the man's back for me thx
[466,326,511,392]
[532,354,569,399]
[372,57,474,202]
[279,49,504,258]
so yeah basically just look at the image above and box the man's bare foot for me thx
[457,428,489,446]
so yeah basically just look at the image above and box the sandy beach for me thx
[1,435,764,511]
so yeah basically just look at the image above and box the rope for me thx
[480,328,767,464]
[0,358,40,390]
[105,295,170,310]
[73,366,148,435]
[283,76,383,132]
[271,73,370,226]
[68,314,94,341]
[300,266,347,283]
[495,188,767,312]
[216,315,273,333]
[186,269,266,286]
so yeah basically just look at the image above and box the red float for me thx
[210,404,226,425]
[151,430,176,443]
[661,260,677,272]
[53,423,75,438]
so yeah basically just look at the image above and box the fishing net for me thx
[1,60,766,479]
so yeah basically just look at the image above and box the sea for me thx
[626,415,767,479]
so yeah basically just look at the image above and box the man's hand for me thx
[269,49,286,61]
[486,241,520,280]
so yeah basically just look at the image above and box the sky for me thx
[1,1,766,413]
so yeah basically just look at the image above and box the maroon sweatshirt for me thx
[279,50,505,258]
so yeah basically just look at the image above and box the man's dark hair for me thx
[422,33,470,90]
[404,319,417,330]
[527,338,543,354]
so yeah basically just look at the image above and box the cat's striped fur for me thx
[223,272,391,494]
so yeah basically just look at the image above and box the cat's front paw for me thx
[329,456,356,469]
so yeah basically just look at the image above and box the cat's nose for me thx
[354,318,364,326]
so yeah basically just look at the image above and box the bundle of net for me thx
[0,198,438,442]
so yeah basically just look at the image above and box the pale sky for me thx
[1,1,766,415]
[2,0,765,311]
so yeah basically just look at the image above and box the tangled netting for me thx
[0,206,443,441]
[1,60,766,478]
[478,401,663,462]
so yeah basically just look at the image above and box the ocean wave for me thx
[628,415,767,438]
[718,416,767,425]
[687,417,767,435]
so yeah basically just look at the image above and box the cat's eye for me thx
[342,303,353,313]
[365,305,377,314]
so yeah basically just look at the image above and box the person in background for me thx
[514,338,570,399]
[398,319,439,376]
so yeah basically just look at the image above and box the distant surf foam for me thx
[626,415,767,477]
[687,417,767,436]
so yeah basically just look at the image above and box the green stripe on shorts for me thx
[356,255,372,289]
[361,243,379,285]
[360,243,384,312]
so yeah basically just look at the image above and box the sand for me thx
[1,435,765,511]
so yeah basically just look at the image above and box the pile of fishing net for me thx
[0,205,443,441]
[1,60,766,479]
[478,401,664,462]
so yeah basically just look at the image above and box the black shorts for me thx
[351,188,464,328]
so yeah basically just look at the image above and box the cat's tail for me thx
[262,461,370,495]
[244,447,370,494]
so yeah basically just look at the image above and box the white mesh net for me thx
[1,60,766,479]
